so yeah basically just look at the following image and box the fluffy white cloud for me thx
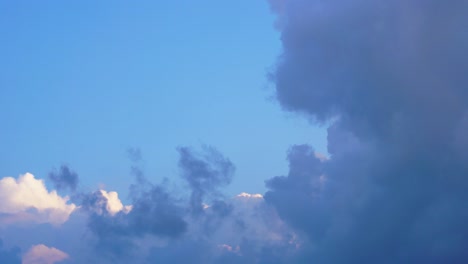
[22,244,69,264]
[100,190,132,215]
[0,173,76,225]
[92,190,132,216]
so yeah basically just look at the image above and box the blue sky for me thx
[0,0,326,198]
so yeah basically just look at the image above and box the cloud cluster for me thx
[82,190,132,216]
[80,147,296,263]
[0,164,295,263]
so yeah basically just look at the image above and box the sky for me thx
[1,0,468,264]
[0,0,327,198]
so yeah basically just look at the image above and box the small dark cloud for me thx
[48,165,79,192]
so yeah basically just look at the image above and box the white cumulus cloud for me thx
[0,173,76,225]
[99,189,132,215]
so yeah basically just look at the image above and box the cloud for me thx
[82,190,131,216]
[80,188,294,263]
[0,173,76,225]
[178,146,235,216]
[126,147,142,163]
[48,165,79,192]
[71,147,295,263]
[236,193,263,199]
[144,191,297,264]
[0,239,21,264]
[82,184,188,262]
[0,158,295,264]
[266,0,468,262]
[79,146,237,261]
[22,244,69,264]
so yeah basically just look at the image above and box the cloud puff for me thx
[0,173,76,225]
[48,165,79,192]
[100,190,132,215]
[22,244,69,264]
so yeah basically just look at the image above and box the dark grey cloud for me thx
[266,0,468,263]
[48,165,79,192]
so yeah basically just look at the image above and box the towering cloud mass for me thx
[266,0,468,263]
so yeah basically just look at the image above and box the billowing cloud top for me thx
[0,173,76,225]
[83,190,132,216]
